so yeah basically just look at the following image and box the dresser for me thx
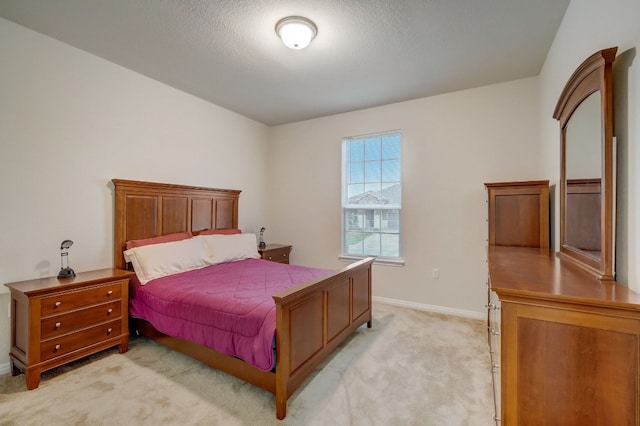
[485,180,640,424]
[5,268,134,389]
[488,247,640,425]
[258,244,292,264]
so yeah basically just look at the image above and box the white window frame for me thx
[340,130,404,266]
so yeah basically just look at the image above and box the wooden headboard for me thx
[112,179,241,269]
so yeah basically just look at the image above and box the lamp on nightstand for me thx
[57,239,76,279]
[259,227,266,249]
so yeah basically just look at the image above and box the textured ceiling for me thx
[0,0,570,126]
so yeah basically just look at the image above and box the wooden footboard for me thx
[273,256,374,419]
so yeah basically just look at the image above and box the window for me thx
[342,131,402,263]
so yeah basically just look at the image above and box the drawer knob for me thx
[54,301,62,307]
[107,328,113,334]
[107,308,113,314]
[107,290,113,296]
[55,322,61,328]
[55,344,61,351]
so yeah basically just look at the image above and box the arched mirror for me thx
[553,47,617,280]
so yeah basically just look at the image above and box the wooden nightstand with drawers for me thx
[4,268,135,389]
[258,244,292,264]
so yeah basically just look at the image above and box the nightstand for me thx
[258,244,292,264]
[4,268,135,390]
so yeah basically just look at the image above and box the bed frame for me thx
[112,179,374,419]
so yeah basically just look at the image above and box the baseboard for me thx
[0,361,10,376]
[373,296,485,320]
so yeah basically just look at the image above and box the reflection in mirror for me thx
[564,91,601,259]
[565,92,601,180]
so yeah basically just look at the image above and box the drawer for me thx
[488,291,501,344]
[40,320,122,361]
[41,281,124,316]
[41,301,122,339]
[264,248,290,263]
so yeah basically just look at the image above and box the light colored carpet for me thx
[0,303,494,425]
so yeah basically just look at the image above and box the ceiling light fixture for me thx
[275,16,317,50]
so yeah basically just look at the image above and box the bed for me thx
[112,179,374,419]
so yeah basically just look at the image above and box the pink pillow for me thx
[125,231,193,250]
[197,228,242,236]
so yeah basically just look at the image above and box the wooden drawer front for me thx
[487,289,501,424]
[40,320,122,361]
[41,301,122,340]
[264,248,290,263]
[40,281,123,316]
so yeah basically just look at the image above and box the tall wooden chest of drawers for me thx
[484,180,550,248]
[4,268,134,389]
[484,180,550,424]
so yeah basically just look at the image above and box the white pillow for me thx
[123,237,210,284]
[196,233,260,265]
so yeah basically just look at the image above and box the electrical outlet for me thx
[432,268,439,279]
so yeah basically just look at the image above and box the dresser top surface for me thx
[4,268,134,295]
[484,179,549,189]
[488,246,640,310]
[258,244,291,251]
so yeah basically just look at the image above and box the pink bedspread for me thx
[129,258,331,371]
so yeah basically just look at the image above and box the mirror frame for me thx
[553,47,617,281]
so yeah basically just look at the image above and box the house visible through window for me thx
[342,131,401,261]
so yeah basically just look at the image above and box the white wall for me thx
[539,0,640,290]
[267,78,541,315]
[0,18,269,367]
